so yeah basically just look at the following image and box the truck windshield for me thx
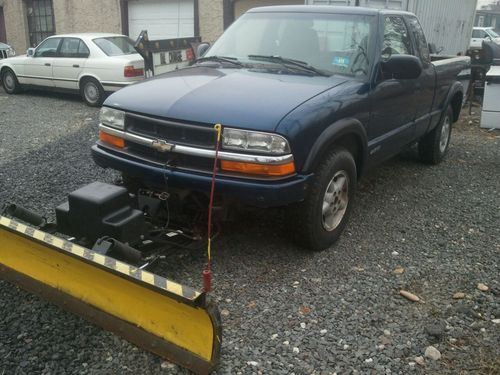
[93,37,137,56]
[206,12,374,77]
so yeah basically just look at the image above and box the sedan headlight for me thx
[222,128,291,155]
[99,107,125,130]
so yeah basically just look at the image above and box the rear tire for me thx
[289,148,357,251]
[80,77,105,107]
[418,106,453,164]
[1,68,22,94]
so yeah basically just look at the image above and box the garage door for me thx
[128,0,194,41]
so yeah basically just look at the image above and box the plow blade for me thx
[0,216,221,374]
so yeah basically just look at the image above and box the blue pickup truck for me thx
[92,6,470,250]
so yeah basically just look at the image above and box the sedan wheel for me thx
[2,69,21,94]
[80,78,104,107]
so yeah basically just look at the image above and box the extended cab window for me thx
[59,38,90,58]
[34,37,61,57]
[407,16,430,64]
[382,16,412,59]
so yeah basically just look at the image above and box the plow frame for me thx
[0,215,221,374]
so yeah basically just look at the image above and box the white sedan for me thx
[0,33,144,106]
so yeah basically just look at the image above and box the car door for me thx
[23,37,61,87]
[471,29,487,48]
[406,15,435,139]
[368,15,418,162]
[52,38,89,89]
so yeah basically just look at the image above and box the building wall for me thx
[198,0,224,43]
[234,0,303,18]
[1,0,121,53]
[2,0,29,53]
[53,0,122,35]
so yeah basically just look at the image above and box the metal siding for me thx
[410,0,477,55]
[306,0,477,54]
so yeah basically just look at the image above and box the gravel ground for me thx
[0,88,499,375]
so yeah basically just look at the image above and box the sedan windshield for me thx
[205,12,374,77]
[93,37,137,56]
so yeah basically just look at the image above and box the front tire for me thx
[1,68,22,94]
[290,148,357,251]
[80,78,105,107]
[418,106,453,164]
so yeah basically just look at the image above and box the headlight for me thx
[7,48,16,57]
[99,107,125,130]
[222,128,291,155]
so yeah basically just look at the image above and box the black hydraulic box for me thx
[56,182,144,244]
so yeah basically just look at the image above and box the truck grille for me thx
[0,50,7,59]
[124,113,217,173]
[126,113,216,149]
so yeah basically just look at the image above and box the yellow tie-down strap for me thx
[0,216,221,374]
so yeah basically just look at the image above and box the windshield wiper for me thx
[194,55,244,67]
[247,55,330,77]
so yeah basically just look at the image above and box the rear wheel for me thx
[2,68,22,94]
[80,78,104,107]
[418,105,453,164]
[290,148,357,251]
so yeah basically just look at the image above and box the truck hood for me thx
[105,66,347,132]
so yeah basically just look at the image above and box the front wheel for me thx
[418,105,453,164]
[289,148,357,251]
[1,68,22,94]
[80,78,105,107]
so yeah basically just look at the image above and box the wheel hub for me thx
[85,83,98,102]
[4,73,14,90]
[439,116,451,154]
[322,170,349,232]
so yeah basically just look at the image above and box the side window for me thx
[34,37,61,57]
[77,40,90,58]
[382,16,412,59]
[407,16,430,65]
[59,38,89,58]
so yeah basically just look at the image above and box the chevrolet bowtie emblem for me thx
[152,139,175,152]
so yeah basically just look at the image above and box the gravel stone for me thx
[0,90,499,374]
[424,346,442,361]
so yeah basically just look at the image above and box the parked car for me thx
[470,27,500,49]
[93,6,469,250]
[0,42,16,59]
[0,33,144,106]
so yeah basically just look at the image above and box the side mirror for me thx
[27,48,35,57]
[196,43,210,58]
[381,55,422,80]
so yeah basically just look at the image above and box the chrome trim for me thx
[99,124,294,165]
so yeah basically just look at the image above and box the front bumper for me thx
[91,144,312,207]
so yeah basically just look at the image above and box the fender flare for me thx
[441,81,464,124]
[302,118,368,175]
[0,63,17,76]
[78,73,102,88]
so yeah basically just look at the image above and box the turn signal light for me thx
[99,131,125,148]
[124,65,144,77]
[220,160,295,177]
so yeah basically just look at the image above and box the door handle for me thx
[73,64,80,68]
[44,63,51,66]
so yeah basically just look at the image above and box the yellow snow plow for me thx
[0,181,222,374]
